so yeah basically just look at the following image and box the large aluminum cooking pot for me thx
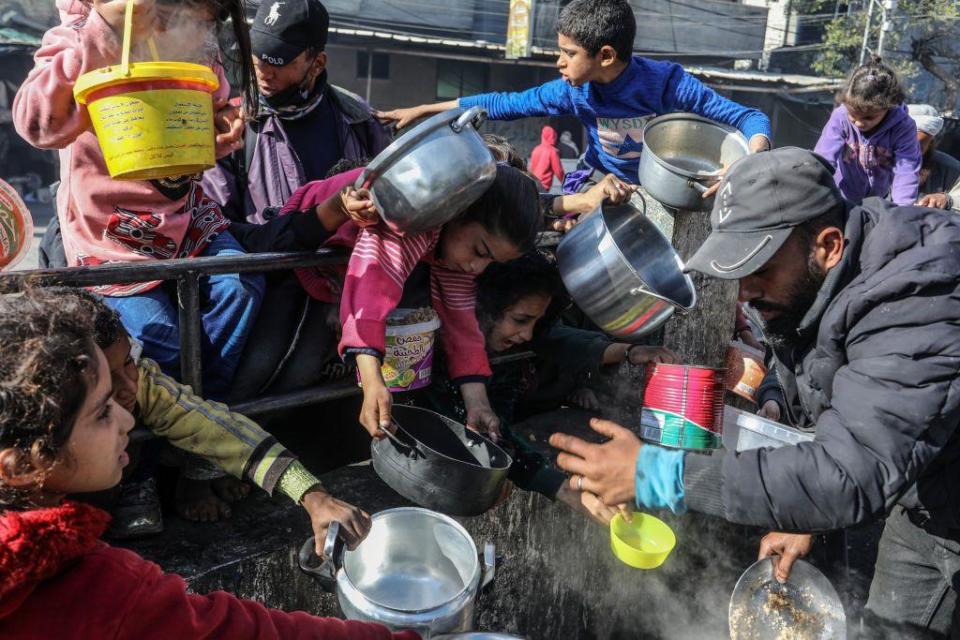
[638,113,750,211]
[299,508,495,638]
[557,196,695,341]
[356,107,496,234]
[371,405,512,517]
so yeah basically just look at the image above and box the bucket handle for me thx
[121,0,160,77]
[450,106,486,134]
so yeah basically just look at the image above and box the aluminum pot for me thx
[356,107,496,234]
[371,405,512,517]
[638,112,749,211]
[556,196,696,341]
[299,508,495,638]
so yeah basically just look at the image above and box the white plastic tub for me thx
[722,406,814,452]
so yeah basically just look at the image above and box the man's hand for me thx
[301,488,372,555]
[758,400,781,421]
[356,354,391,438]
[758,531,814,583]
[94,0,157,38]
[917,193,950,209]
[550,418,641,506]
[590,174,636,207]
[213,100,244,159]
[339,186,380,227]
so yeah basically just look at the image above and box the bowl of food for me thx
[609,512,676,569]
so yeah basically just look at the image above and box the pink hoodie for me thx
[13,0,230,296]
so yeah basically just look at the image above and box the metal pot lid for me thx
[356,107,484,189]
[641,112,748,180]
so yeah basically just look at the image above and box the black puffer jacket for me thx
[685,198,960,533]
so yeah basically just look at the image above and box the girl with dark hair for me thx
[0,289,417,640]
[414,252,675,523]
[814,56,922,205]
[280,164,543,442]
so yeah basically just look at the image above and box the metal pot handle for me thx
[480,542,496,594]
[296,521,344,592]
[450,106,487,134]
[687,178,719,194]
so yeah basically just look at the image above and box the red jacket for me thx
[0,501,420,640]
[529,126,564,191]
[282,170,491,381]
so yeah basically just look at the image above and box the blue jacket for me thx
[460,56,771,184]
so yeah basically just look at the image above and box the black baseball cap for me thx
[684,147,844,280]
[251,0,329,67]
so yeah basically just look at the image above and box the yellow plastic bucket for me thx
[73,1,219,180]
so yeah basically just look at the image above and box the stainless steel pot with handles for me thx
[298,508,495,639]
[356,107,496,234]
[638,112,750,211]
[556,195,696,341]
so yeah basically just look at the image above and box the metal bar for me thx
[231,351,537,416]
[177,273,204,396]
[365,47,374,102]
[0,250,347,292]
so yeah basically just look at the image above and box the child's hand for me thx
[339,187,380,227]
[94,0,158,39]
[213,100,244,159]
[626,345,677,366]
[591,174,636,207]
[917,192,950,209]
[357,354,392,438]
[376,106,426,131]
[567,387,600,411]
[551,215,581,233]
[301,488,372,554]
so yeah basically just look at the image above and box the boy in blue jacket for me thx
[379,0,772,193]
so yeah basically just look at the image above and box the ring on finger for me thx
[576,475,584,491]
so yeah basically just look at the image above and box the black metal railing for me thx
[0,248,536,415]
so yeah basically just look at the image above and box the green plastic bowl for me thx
[610,512,677,569]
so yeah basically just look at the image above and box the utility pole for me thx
[877,0,897,58]
[859,0,877,64]
[860,0,897,64]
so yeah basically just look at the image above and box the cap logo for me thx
[717,180,733,224]
[265,1,285,26]
[261,53,285,65]
[709,234,772,274]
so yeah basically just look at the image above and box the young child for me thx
[814,57,922,205]
[64,287,370,539]
[280,164,542,442]
[13,0,261,401]
[0,289,416,640]
[415,253,675,522]
[379,0,771,193]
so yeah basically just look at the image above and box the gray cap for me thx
[684,147,843,280]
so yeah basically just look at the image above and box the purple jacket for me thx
[814,104,921,206]
[202,85,391,224]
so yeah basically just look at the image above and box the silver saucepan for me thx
[299,507,495,639]
[356,107,496,234]
[556,196,696,341]
[638,112,750,211]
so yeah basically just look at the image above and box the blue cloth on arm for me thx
[634,445,687,514]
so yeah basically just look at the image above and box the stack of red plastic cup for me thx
[640,363,725,449]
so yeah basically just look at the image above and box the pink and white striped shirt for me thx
[281,171,491,381]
